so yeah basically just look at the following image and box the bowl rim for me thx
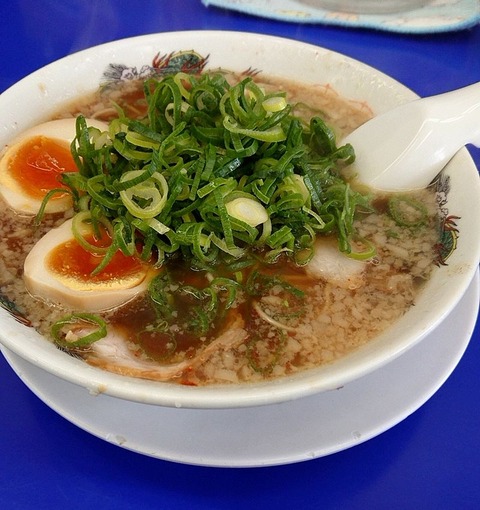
[0,30,479,409]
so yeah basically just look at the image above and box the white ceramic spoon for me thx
[342,81,480,190]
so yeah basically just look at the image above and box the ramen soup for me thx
[0,71,441,386]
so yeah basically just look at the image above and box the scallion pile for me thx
[42,70,373,272]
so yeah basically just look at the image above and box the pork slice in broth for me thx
[84,315,248,382]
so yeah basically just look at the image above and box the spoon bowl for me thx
[343,81,480,190]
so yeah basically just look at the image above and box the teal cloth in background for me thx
[202,0,480,33]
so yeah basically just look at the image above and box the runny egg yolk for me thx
[0,118,108,214]
[46,229,145,286]
[10,135,76,200]
[24,217,156,312]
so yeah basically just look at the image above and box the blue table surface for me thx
[1,1,479,509]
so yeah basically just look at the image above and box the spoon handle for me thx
[343,81,480,190]
[423,81,480,148]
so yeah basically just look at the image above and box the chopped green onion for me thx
[225,197,269,227]
[52,313,107,348]
[246,328,287,375]
[388,195,428,227]
[71,211,112,255]
[346,236,377,260]
[38,70,374,273]
[262,96,287,113]
[119,170,168,219]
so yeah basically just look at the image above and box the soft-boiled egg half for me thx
[0,118,108,214]
[24,217,158,312]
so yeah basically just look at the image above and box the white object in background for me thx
[299,0,432,14]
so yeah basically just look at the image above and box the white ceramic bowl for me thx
[0,31,479,409]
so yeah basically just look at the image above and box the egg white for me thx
[0,118,108,214]
[24,217,157,312]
